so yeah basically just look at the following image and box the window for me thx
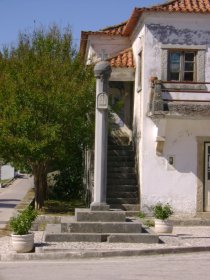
[161,44,206,88]
[137,51,142,92]
[168,51,196,82]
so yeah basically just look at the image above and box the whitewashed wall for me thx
[131,12,210,214]
[86,35,130,64]
[1,164,15,180]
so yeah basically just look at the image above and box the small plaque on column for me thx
[97,92,108,110]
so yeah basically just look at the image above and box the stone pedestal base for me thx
[90,202,110,211]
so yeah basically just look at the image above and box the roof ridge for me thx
[100,21,127,32]
[123,0,210,36]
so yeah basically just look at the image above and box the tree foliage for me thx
[0,25,95,208]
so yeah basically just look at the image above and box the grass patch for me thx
[136,211,146,219]
[143,219,155,228]
[15,188,35,211]
[40,199,86,215]
[136,211,155,228]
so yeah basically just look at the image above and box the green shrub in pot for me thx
[152,202,173,220]
[10,206,38,235]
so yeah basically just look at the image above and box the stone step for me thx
[110,204,140,211]
[107,167,136,173]
[75,209,126,222]
[108,150,135,156]
[44,232,159,243]
[108,145,133,151]
[170,217,210,226]
[107,198,139,204]
[107,161,135,167]
[107,178,137,185]
[195,212,210,219]
[107,191,138,199]
[125,211,141,217]
[108,155,134,162]
[44,233,106,242]
[61,222,142,233]
[107,173,137,179]
[108,137,131,146]
[107,185,138,192]
[107,233,159,243]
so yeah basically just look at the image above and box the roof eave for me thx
[123,8,142,36]
[79,31,89,59]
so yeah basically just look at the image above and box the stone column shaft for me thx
[90,61,111,211]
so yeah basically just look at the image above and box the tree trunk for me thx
[32,163,48,209]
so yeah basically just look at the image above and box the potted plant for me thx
[152,202,173,233]
[9,206,38,253]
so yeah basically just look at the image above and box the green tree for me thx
[0,25,95,209]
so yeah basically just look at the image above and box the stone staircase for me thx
[44,209,159,243]
[107,139,140,213]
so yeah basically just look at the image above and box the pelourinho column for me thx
[90,61,112,211]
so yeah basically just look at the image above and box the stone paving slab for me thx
[1,226,210,261]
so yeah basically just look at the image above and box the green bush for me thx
[9,206,38,235]
[152,203,173,220]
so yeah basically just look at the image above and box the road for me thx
[0,252,210,280]
[0,175,34,229]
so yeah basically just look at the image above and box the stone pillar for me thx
[90,61,111,211]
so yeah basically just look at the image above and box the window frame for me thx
[168,50,197,82]
[161,44,206,90]
[137,50,143,92]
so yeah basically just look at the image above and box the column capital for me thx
[94,61,112,80]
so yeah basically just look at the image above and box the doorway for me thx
[205,143,210,211]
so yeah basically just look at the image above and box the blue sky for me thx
[0,0,164,48]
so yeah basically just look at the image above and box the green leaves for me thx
[0,25,95,207]
[9,206,38,235]
[0,25,95,169]
[152,203,173,220]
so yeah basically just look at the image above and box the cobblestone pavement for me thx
[1,226,210,254]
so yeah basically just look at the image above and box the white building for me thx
[80,0,210,216]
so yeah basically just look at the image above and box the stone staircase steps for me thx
[108,145,133,151]
[107,178,137,185]
[107,140,139,211]
[108,150,135,156]
[107,198,139,204]
[61,222,142,233]
[110,204,140,211]
[107,191,138,198]
[107,161,135,167]
[108,173,137,179]
[45,233,106,243]
[75,209,126,222]
[107,185,138,192]
[108,156,134,162]
[107,233,159,243]
[107,167,136,173]
[43,210,159,244]
[45,232,159,243]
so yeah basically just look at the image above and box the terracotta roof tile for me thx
[107,48,135,68]
[100,21,127,35]
[80,22,127,58]
[124,0,210,35]
[80,0,210,57]
[149,0,210,13]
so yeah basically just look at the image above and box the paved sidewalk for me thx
[0,175,34,230]
[1,180,210,261]
[1,224,210,261]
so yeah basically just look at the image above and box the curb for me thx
[1,246,210,261]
